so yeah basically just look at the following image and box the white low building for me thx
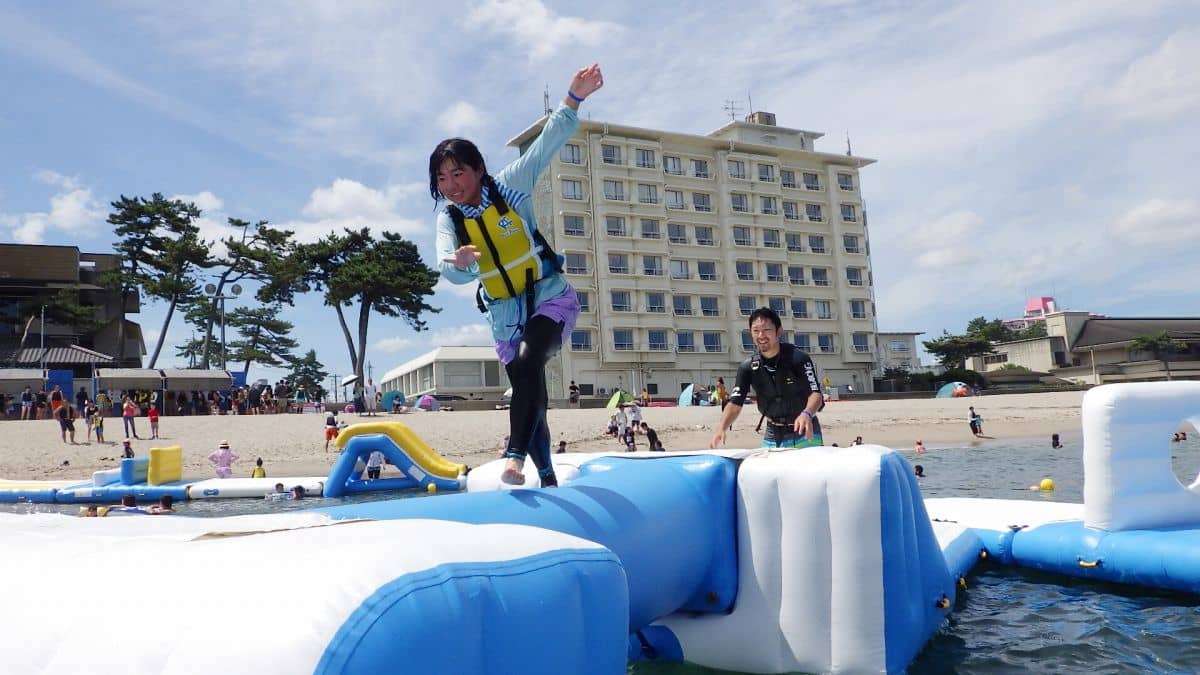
[379,346,510,401]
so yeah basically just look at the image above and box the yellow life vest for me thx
[457,203,542,300]
[251,467,266,478]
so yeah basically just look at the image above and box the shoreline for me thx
[0,391,1086,481]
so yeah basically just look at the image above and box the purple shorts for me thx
[495,283,580,365]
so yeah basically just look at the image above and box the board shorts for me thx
[761,416,823,449]
[325,427,338,441]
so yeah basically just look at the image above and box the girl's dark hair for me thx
[428,138,508,214]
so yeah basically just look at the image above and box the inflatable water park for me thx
[0,421,466,505]
[2,382,1199,673]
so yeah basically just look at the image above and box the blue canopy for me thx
[677,384,694,407]
[936,381,970,398]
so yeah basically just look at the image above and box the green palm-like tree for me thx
[1130,331,1186,381]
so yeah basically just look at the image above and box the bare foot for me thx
[501,458,525,485]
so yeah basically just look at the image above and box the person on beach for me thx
[121,438,134,459]
[715,378,729,411]
[433,63,603,487]
[49,385,63,414]
[323,411,339,451]
[55,402,77,445]
[208,440,238,479]
[710,307,824,449]
[569,381,580,407]
[121,396,139,439]
[640,422,661,452]
[20,386,34,420]
[251,457,267,479]
[83,400,97,442]
[92,406,105,444]
[366,450,384,480]
[556,440,567,454]
[968,406,983,437]
[622,424,637,452]
[852,436,864,446]
[147,404,160,439]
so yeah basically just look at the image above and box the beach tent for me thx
[936,381,970,398]
[677,384,694,407]
[381,391,405,410]
[417,394,439,411]
[606,389,634,409]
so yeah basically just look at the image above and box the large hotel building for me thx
[507,110,879,400]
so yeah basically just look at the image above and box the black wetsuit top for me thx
[729,342,822,442]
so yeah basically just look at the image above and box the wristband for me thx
[799,411,813,419]
[567,90,585,103]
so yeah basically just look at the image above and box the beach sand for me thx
[0,391,1086,481]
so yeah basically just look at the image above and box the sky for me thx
[2,1,1198,385]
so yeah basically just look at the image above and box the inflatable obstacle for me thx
[927,382,1200,594]
[324,421,466,496]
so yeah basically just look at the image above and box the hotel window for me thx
[853,332,870,352]
[691,159,709,178]
[668,222,688,244]
[803,172,821,190]
[806,203,823,222]
[613,328,634,351]
[601,144,622,165]
[576,290,590,313]
[663,155,683,175]
[791,298,808,318]
[565,253,588,274]
[760,196,778,215]
[666,189,685,209]
[768,296,786,314]
[783,201,799,220]
[703,331,723,353]
[646,292,666,313]
[641,218,661,239]
[695,226,714,246]
[643,255,663,276]
[560,144,582,164]
[733,226,753,246]
[818,333,836,353]
[670,258,690,280]
[808,235,826,254]
[765,262,784,282]
[692,192,712,212]
[843,234,861,253]
[741,330,754,351]
[608,253,629,274]
[603,180,625,201]
[739,295,756,316]
[676,331,696,352]
[815,300,833,319]
[838,172,855,190]
[648,329,668,351]
[850,299,867,319]
[758,164,776,182]
[673,295,693,316]
[636,148,656,169]
[736,261,755,281]
[638,183,659,204]
[571,330,592,351]
[846,268,864,286]
[563,214,585,236]
[841,203,858,222]
[811,268,830,287]
[786,233,803,252]
[562,179,583,200]
[611,290,632,312]
[781,169,796,188]
[605,215,627,236]
[697,260,717,281]
[700,296,720,317]
[731,193,749,212]
[763,229,781,249]
[727,159,746,179]
[794,333,811,349]
[888,339,910,352]
[780,330,792,344]
[788,266,805,285]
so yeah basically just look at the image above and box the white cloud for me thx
[1100,28,1200,122]
[284,179,427,242]
[437,101,485,135]
[1112,198,1200,244]
[3,170,104,243]
[172,190,224,213]
[433,277,480,301]
[374,323,492,353]
[465,0,622,60]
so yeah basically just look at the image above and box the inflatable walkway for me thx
[324,421,466,496]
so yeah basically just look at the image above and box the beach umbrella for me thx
[677,384,694,407]
[606,389,633,409]
[417,394,438,410]
[935,381,969,398]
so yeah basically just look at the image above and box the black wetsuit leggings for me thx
[503,315,562,482]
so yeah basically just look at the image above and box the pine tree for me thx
[287,349,329,401]
[227,305,299,376]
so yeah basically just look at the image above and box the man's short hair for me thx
[748,307,782,330]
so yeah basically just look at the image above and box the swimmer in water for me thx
[914,465,925,478]
[1052,433,1063,449]
[291,485,306,500]
[915,440,926,454]
[147,495,174,515]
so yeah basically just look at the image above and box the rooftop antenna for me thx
[543,84,551,116]
[747,90,754,115]
[722,99,743,122]
[845,131,853,156]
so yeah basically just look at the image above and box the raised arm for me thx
[496,64,604,194]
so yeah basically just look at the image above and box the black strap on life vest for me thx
[750,343,811,420]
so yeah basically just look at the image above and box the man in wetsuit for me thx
[709,307,824,449]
